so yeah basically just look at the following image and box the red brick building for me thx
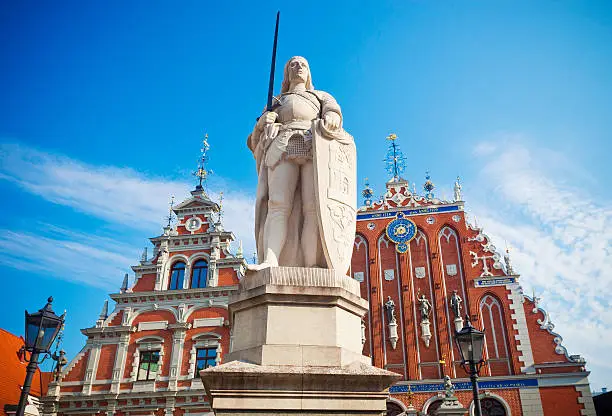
[353,176,594,415]
[41,145,595,416]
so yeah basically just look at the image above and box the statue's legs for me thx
[261,161,299,267]
[300,161,320,267]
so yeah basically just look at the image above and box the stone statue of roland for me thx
[248,56,356,271]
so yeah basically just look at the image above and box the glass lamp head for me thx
[24,297,65,353]
[455,315,485,365]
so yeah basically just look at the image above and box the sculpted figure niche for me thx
[248,56,356,272]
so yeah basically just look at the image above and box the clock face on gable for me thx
[385,212,417,253]
[185,216,202,232]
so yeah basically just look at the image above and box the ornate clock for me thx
[385,212,417,253]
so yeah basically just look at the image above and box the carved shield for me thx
[312,121,357,274]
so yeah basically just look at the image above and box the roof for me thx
[0,328,53,413]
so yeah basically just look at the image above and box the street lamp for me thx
[455,315,485,416]
[17,297,65,416]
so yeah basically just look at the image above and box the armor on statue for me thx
[247,56,355,271]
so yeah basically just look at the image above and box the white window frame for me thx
[188,333,222,378]
[131,336,165,383]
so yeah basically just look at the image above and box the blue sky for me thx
[1,1,611,388]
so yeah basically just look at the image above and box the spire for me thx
[237,240,244,258]
[218,191,224,223]
[454,176,462,202]
[120,273,129,293]
[423,171,435,199]
[504,245,515,275]
[166,195,175,228]
[140,247,148,264]
[214,191,225,232]
[96,300,109,327]
[193,133,213,195]
[384,133,406,182]
[361,177,374,206]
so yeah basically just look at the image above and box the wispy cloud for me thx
[0,224,138,289]
[469,136,612,389]
[0,142,256,286]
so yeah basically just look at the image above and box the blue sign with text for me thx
[389,378,538,393]
[357,204,461,221]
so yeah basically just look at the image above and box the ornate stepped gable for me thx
[43,183,246,416]
[352,165,592,415]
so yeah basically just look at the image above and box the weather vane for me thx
[193,133,213,191]
[384,133,406,182]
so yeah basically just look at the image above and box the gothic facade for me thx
[354,178,594,415]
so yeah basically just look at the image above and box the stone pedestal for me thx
[201,267,400,415]
[453,317,464,333]
[434,396,468,416]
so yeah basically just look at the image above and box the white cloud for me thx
[469,136,612,390]
[0,142,257,261]
[0,224,138,289]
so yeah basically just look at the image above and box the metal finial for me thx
[362,177,374,206]
[140,247,148,263]
[423,171,435,199]
[504,244,515,275]
[166,195,175,227]
[193,133,213,191]
[384,133,406,182]
[218,191,224,223]
[237,240,244,258]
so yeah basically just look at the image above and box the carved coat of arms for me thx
[446,264,458,276]
[312,120,356,273]
[415,266,426,279]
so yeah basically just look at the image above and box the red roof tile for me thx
[0,328,52,414]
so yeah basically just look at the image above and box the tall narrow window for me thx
[137,350,160,380]
[191,260,208,289]
[168,262,185,290]
[195,347,217,372]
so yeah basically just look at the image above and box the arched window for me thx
[168,262,186,290]
[385,401,404,416]
[481,397,507,416]
[479,294,511,375]
[191,260,208,289]
[425,399,443,415]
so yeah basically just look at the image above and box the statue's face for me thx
[288,57,309,84]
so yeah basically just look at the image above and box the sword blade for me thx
[266,11,280,112]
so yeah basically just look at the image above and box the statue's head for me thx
[281,56,314,92]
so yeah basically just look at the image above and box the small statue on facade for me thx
[384,296,396,323]
[453,176,462,202]
[418,294,432,321]
[450,290,462,319]
[52,350,68,382]
[443,375,455,399]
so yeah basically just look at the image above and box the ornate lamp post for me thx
[455,315,485,416]
[17,297,65,416]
